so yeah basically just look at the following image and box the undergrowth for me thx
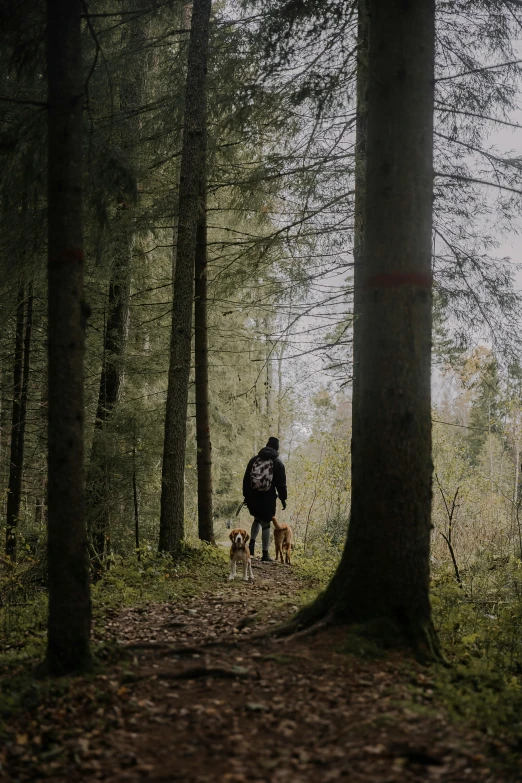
[91,543,227,616]
[0,544,228,666]
[1,539,331,669]
[431,558,522,751]
[291,535,341,588]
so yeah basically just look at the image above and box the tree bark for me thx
[46,0,92,674]
[303,0,438,655]
[33,380,49,531]
[0,357,11,507]
[5,284,28,560]
[276,342,285,437]
[350,0,369,437]
[264,318,274,432]
[194,192,214,543]
[159,0,212,554]
[133,419,140,559]
[86,258,130,565]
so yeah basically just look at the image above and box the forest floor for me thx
[1,550,521,783]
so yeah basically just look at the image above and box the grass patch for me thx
[91,543,228,617]
[291,540,340,589]
[0,544,230,668]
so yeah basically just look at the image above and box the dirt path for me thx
[1,559,519,782]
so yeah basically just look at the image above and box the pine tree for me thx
[86,0,144,568]
[159,0,212,554]
[5,283,27,560]
[46,0,92,674]
[298,0,440,656]
[194,187,214,544]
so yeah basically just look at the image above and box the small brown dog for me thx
[272,516,293,565]
[228,528,254,582]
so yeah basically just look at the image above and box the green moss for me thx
[335,618,407,659]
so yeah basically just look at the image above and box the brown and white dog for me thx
[228,528,254,582]
[272,516,293,565]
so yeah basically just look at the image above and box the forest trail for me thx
[1,556,517,783]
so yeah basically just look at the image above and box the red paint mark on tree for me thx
[50,248,85,265]
[364,271,432,290]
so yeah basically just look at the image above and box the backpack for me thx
[250,457,274,492]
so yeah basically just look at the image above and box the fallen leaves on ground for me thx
[0,559,519,782]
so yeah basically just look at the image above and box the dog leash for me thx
[236,494,281,516]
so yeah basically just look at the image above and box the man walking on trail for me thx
[243,437,287,562]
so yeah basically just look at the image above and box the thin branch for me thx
[434,101,522,130]
[435,172,522,196]
[436,58,522,82]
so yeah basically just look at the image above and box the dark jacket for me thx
[243,446,287,522]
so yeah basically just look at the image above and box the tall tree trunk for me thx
[133,419,140,560]
[19,287,34,536]
[276,341,286,437]
[86,2,144,565]
[159,0,212,554]
[0,356,11,507]
[5,284,27,560]
[350,0,369,442]
[303,0,438,655]
[264,317,274,432]
[194,193,214,543]
[33,378,49,530]
[46,0,92,674]
[86,259,130,564]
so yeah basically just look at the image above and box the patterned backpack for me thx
[250,457,274,492]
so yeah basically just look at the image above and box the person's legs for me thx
[261,520,271,551]
[261,518,273,561]
[249,518,262,556]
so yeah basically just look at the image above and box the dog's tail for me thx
[272,516,287,531]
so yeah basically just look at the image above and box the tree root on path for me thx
[235,611,258,630]
[121,591,338,655]
[278,614,334,643]
[121,607,444,664]
[122,620,280,656]
[122,665,250,684]
[124,642,208,654]
[270,593,331,640]
[264,596,446,664]
[123,629,269,656]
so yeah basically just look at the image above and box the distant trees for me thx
[430,350,522,572]
[465,356,502,467]
[29,0,299,568]
[45,0,91,673]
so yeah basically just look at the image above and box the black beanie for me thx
[266,436,279,450]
